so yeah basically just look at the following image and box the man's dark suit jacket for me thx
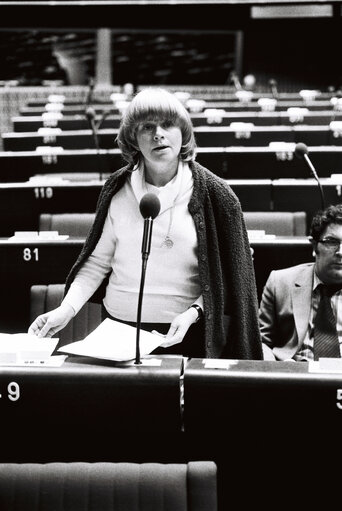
[259,263,315,360]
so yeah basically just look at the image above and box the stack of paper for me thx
[0,333,64,366]
[58,318,165,362]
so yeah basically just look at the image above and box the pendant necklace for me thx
[161,202,176,248]
[144,165,183,250]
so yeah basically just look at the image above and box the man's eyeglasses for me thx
[318,237,342,251]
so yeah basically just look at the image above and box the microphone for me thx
[140,193,161,258]
[294,142,325,210]
[135,193,161,365]
[269,78,278,99]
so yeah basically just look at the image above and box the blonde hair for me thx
[116,87,196,167]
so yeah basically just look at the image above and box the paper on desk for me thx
[58,318,165,362]
[0,333,59,365]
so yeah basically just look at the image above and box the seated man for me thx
[260,204,342,361]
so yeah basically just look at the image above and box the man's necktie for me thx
[314,284,341,360]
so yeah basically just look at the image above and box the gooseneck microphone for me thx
[294,142,325,210]
[135,193,161,365]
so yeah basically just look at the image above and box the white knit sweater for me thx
[64,161,203,323]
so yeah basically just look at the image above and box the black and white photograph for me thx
[0,0,341,509]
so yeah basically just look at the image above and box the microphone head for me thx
[294,142,308,159]
[139,193,161,220]
[85,106,96,121]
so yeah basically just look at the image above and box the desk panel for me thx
[228,179,272,211]
[4,126,337,152]
[24,92,336,107]
[0,239,83,332]
[12,111,342,132]
[2,129,119,152]
[184,358,342,434]
[12,115,122,132]
[0,182,102,236]
[0,237,313,333]
[272,178,342,231]
[20,99,336,115]
[183,357,342,506]
[0,149,123,181]
[251,237,313,299]
[0,179,271,237]
[216,146,342,179]
[0,355,183,462]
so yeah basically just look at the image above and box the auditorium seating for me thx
[244,211,307,236]
[4,125,339,151]
[0,461,218,511]
[38,211,307,238]
[30,283,101,344]
[10,110,342,132]
[39,212,95,237]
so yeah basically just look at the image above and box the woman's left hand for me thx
[155,307,198,348]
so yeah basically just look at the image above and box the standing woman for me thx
[29,87,262,359]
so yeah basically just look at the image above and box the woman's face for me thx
[136,120,182,169]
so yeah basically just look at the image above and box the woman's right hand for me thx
[28,303,75,338]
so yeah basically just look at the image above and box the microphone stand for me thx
[86,77,95,107]
[89,113,103,182]
[303,153,325,210]
[135,218,153,365]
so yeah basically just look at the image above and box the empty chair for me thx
[30,283,102,345]
[39,212,95,237]
[0,461,217,511]
[243,211,307,236]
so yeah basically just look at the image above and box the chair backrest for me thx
[39,212,95,237]
[0,461,217,511]
[243,211,307,236]
[30,283,102,346]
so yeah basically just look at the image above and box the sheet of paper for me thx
[308,358,342,373]
[0,333,59,365]
[58,318,165,362]
[203,359,239,369]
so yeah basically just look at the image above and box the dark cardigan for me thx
[64,161,262,360]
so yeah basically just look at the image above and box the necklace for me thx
[143,164,183,249]
[161,204,175,248]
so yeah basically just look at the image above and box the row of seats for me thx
[1,146,342,182]
[0,461,217,511]
[10,110,342,131]
[39,211,307,238]
[4,125,342,151]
